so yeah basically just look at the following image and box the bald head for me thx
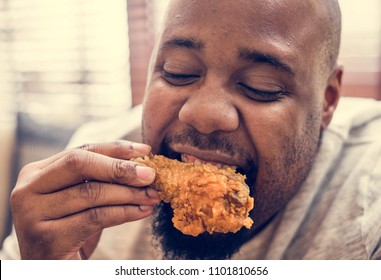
[162,0,341,76]
[320,0,342,71]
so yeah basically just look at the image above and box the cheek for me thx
[142,81,185,152]
[242,102,321,225]
[244,100,321,166]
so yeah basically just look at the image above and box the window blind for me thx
[0,0,144,243]
[1,0,132,126]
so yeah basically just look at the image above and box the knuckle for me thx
[10,177,41,218]
[121,205,135,217]
[77,143,94,151]
[85,207,106,227]
[57,187,73,204]
[18,162,36,176]
[112,140,133,150]
[63,150,85,172]
[120,205,149,221]
[9,187,25,212]
[17,162,41,183]
[112,140,125,148]
[111,160,136,180]
[78,181,103,202]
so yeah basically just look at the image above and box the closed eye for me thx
[162,70,200,86]
[238,83,286,102]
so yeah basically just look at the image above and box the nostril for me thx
[178,97,239,134]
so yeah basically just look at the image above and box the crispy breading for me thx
[133,155,254,237]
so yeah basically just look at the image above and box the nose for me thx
[178,85,239,134]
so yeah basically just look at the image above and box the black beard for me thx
[151,202,254,260]
[150,127,259,259]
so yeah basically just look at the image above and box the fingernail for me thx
[132,143,151,154]
[136,165,155,181]
[146,187,160,199]
[139,205,153,211]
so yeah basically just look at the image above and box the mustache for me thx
[160,127,253,167]
[159,127,258,223]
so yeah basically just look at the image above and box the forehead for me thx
[161,0,323,61]
[164,0,319,37]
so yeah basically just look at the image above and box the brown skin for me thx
[143,0,342,233]
[10,141,159,259]
[10,0,342,259]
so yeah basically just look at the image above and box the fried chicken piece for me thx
[133,155,254,237]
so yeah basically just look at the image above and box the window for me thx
[0,0,160,242]
[339,0,381,99]
[0,0,132,127]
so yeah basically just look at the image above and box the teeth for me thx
[193,159,202,166]
[181,154,238,170]
[181,154,187,162]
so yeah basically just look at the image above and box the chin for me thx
[150,134,259,259]
[151,202,255,260]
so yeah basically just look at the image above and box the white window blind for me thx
[338,0,381,99]
[0,0,136,243]
[0,0,132,126]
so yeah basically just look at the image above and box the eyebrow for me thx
[161,37,295,76]
[239,48,295,76]
[162,37,204,51]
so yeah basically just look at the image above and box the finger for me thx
[25,204,154,259]
[51,204,155,247]
[76,140,151,160]
[28,149,155,193]
[31,140,151,170]
[76,204,155,229]
[40,182,160,219]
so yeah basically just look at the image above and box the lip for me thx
[165,143,258,192]
[169,143,244,168]
[181,154,235,168]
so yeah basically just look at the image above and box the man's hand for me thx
[10,140,159,260]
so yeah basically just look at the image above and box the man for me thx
[1,0,381,259]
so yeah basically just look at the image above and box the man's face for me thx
[142,0,335,258]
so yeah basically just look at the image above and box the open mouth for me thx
[181,153,238,170]
[161,144,249,178]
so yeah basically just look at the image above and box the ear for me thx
[321,66,343,130]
